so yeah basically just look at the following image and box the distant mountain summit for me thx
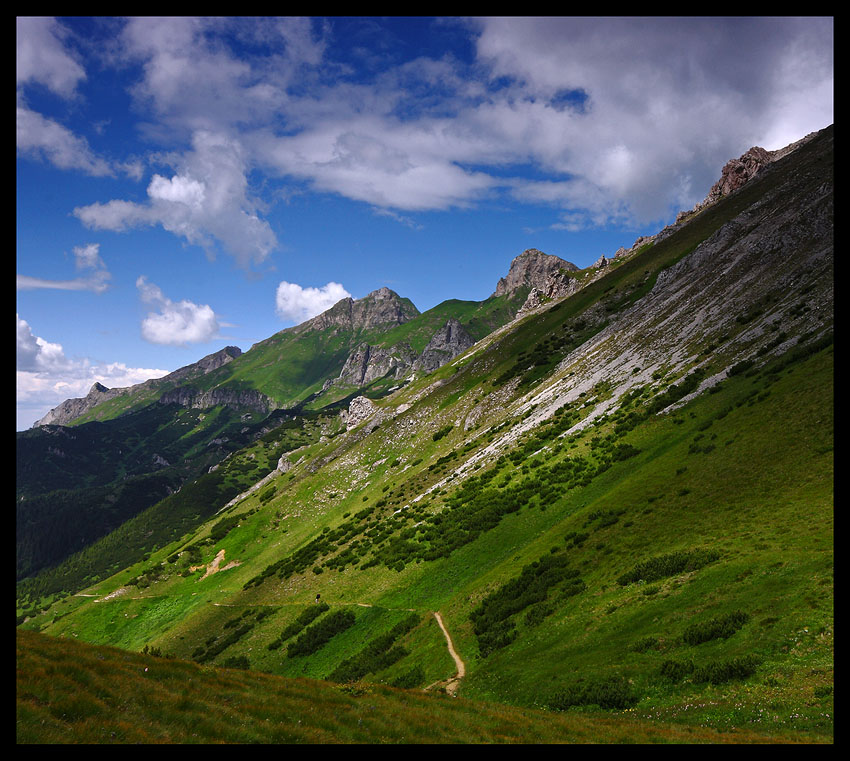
[32,346,242,428]
[681,130,820,221]
[294,287,420,335]
[492,249,579,299]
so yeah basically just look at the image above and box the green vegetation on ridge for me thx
[17,129,834,743]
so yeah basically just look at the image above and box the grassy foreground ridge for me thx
[16,628,822,744]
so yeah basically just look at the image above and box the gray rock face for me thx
[342,395,379,430]
[158,386,277,415]
[515,287,548,320]
[336,342,418,386]
[413,319,475,374]
[332,318,475,387]
[301,287,419,334]
[492,249,579,298]
[33,382,122,427]
[694,146,774,213]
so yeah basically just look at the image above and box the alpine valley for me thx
[16,126,833,744]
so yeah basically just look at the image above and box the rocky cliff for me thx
[492,249,579,298]
[158,385,277,415]
[412,319,475,374]
[334,342,418,386]
[329,318,477,390]
[297,287,420,335]
[32,382,123,428]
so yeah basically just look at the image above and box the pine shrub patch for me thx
[471,551,583,657]
[682,610,749,646]
[549,674,640,711]
[286,609,356,658]
[617,548,720,586]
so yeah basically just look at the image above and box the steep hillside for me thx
[16,252,575,581]
[16,126,833,743]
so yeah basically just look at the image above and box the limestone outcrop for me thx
[342,395,380,430]
[492,249,579,298]
[298,287,419,334]
[412,319,475,374]
[336,342,418,386]
[158,386,277,415]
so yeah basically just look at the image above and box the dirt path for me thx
[190,549,240,580]
[430,611,465,697]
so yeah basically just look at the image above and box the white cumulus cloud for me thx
[275,280,351,324]
[75,131,278,268]
[16,16,85,97]
[136,276,221,346]
[16,315,70,373]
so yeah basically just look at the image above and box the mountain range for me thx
[16,125,833,743]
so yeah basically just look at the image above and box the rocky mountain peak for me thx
[304,287,420,333]
[492,249,579,298]
[366,286,396,300]
[701,146,773,206]
[684,131,819,220]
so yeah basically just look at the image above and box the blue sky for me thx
[16,16,834,430]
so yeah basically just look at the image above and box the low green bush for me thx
[432,425,454,441]
[692,655,760,684]
[549,674,639,711]
[682,610,749,646]
[391,665,425,689]
[287,609,356,658]
[617,548,720,586]
[629,636,659,653]
[658,659,694,682]
[221,655,250,670]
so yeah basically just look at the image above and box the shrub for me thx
[617,548,720,586]
[549,675,639,711]
[471,552,582,657]
[727,359,755,377]
[210,514,241,543]
[278,602,329,643]
[629,636,659,653]
[692,655,760,684]
[432,425,454,441]
[391,665,425,689]
[221,655,250,670]
[287,609,356,658]
[612,443,641,461]
[682,610,749,646]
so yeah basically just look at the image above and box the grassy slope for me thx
[17,131,833,743]
[23,340,833,742]
[20,628,815,744]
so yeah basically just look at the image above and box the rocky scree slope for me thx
[338,125,832,495]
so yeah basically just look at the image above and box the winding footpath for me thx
[431,611,465,697]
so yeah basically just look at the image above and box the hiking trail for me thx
[428,611,465,697]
